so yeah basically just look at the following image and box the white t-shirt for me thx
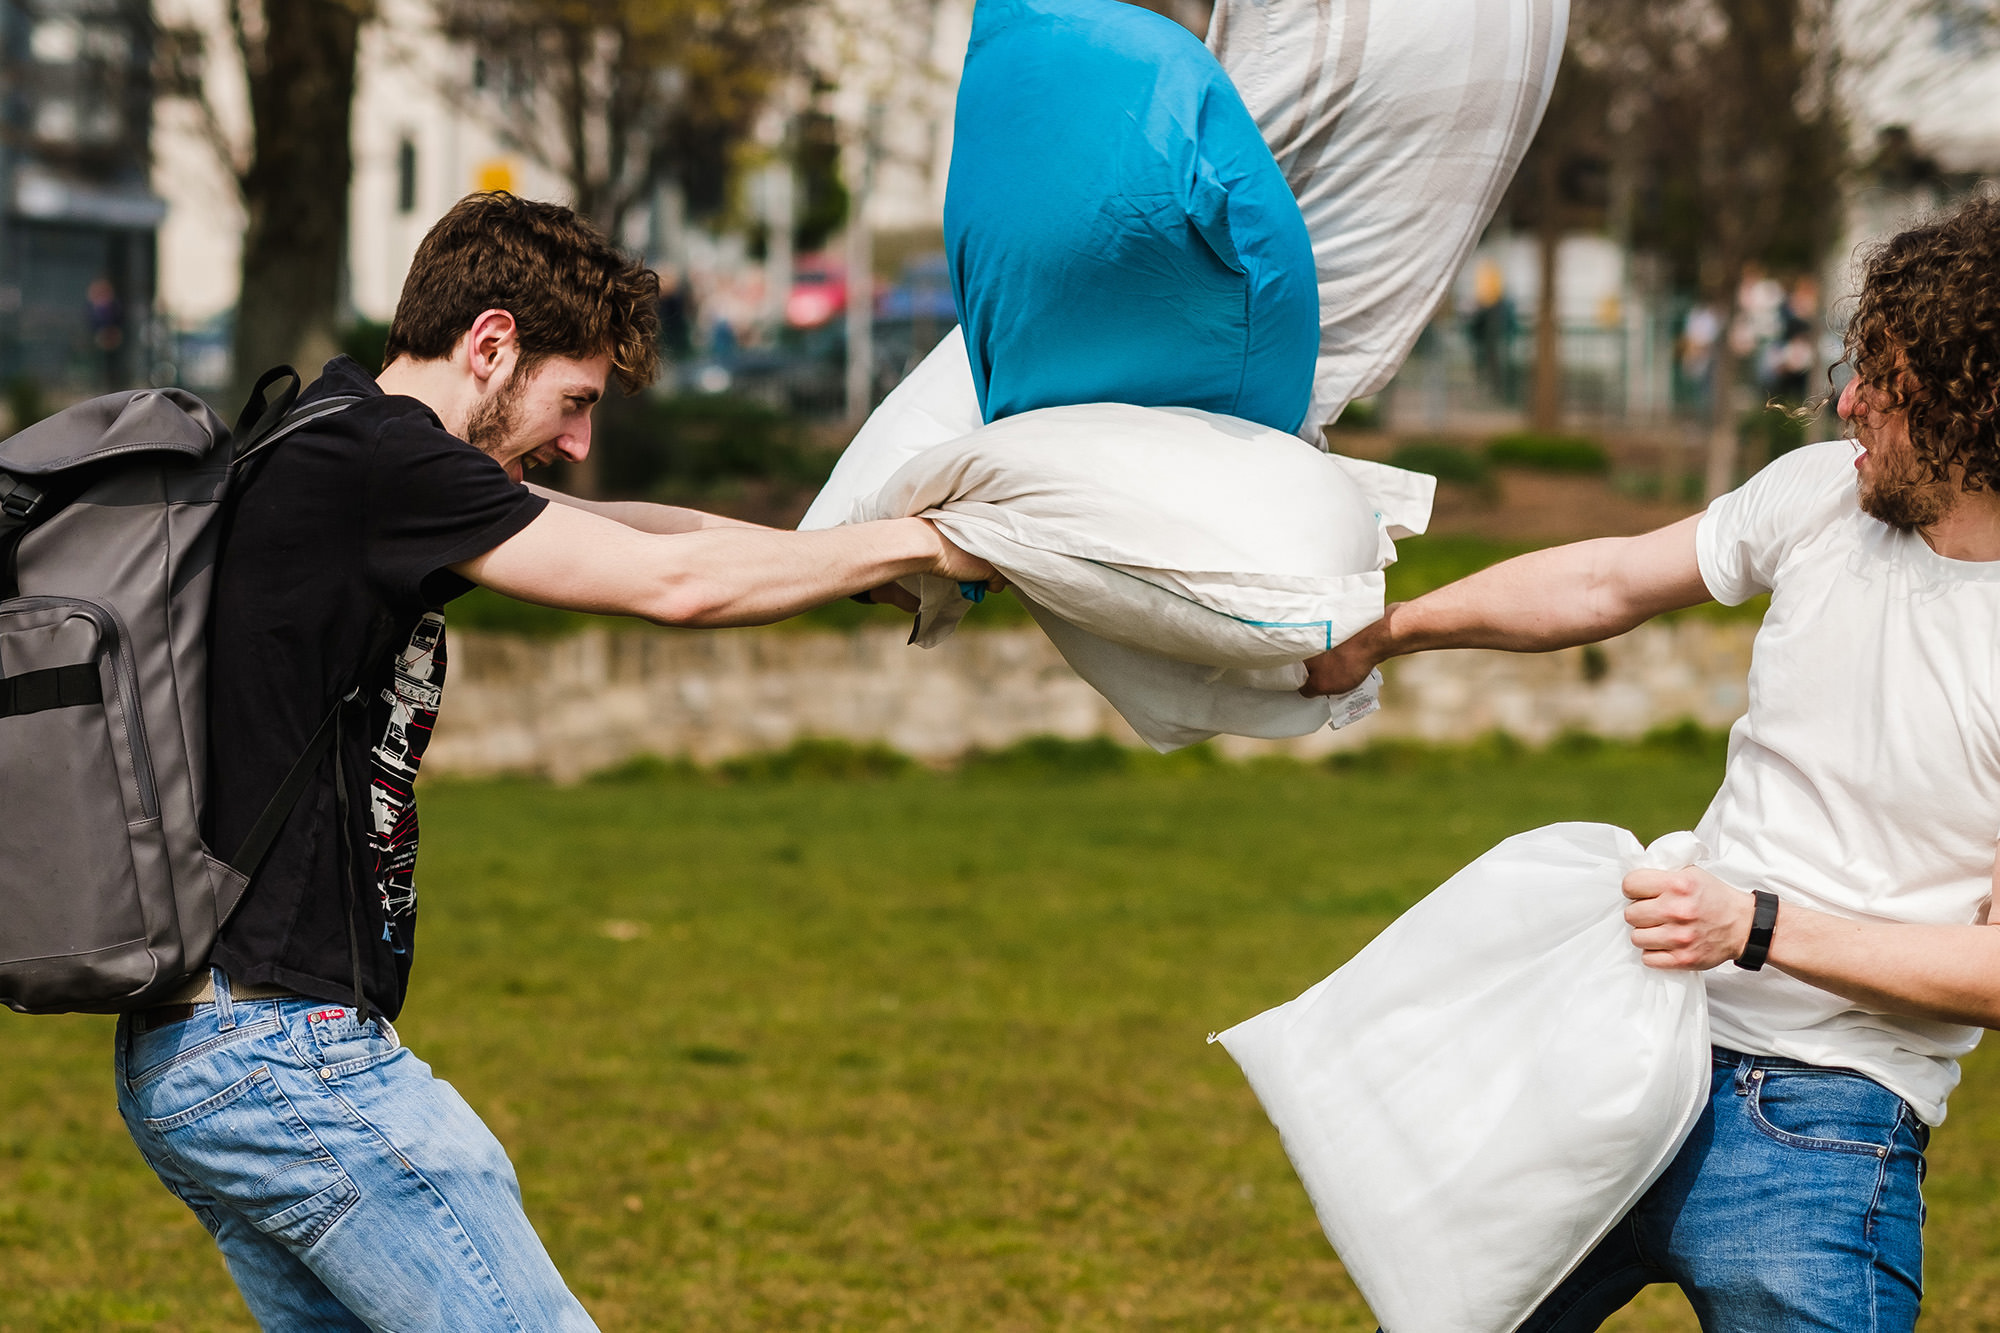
[1695,441,2000,1125]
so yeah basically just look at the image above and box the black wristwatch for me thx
[1735,890,1780,971]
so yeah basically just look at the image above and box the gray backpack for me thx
[0,369,360,1013]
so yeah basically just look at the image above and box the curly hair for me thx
[1844,193,2000,492]
[384,192,660,393]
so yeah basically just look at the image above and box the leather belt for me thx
[131,975,303,1035]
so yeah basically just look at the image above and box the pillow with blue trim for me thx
[945,0,1318,435]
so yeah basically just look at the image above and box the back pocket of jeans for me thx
[145,1066,359,1247]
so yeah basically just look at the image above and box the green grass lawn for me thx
[6,744,2000,1330]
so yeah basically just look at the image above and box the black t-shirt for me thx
[207,357,546,1017]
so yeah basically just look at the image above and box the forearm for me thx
[638,520,944,625]
[528,484,764,534]
[1306,515,1712,696]
[1768,907,2000,1029]
[1378,540,1675,657]
[459,505,956,627]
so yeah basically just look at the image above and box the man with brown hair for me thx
[1301,193,2000,1330]
[111,192,989,1331]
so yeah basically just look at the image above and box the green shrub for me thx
[5,376,46,435]
[1548,729,1607,756]
[1640,718,1727,757]
[1383,534,1537,601]
[449,586,605,637]
[340,320,392,374]
[960,734,1132,777]
[586,753,703,785]
[718,737,914,782]
[596,393,830,498]
[1387,440,1494,489]
[1331,396,1381,431]
[1485,432,1609,473]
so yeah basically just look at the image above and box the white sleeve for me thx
[1695,442,1858,605]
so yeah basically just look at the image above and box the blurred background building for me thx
[0,0,1990,499]
[0,0,162,404]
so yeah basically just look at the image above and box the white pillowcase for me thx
[1216,824,1712,1333]
[801,330,1430,750]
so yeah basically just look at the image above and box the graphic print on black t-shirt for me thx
[369,611,446,954]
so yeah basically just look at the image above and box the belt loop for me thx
[212,965,236,1032]
[1733,1051,1754,1095]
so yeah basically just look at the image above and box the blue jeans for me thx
[1519,1047,1929,1333]
[115,969,597,1332]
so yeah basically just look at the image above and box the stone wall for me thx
[426,619,1757,781]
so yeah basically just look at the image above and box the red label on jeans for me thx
[308,1008,348,1023]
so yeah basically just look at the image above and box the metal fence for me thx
[1376,312,1703,436]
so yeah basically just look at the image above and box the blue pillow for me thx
[945,0,1317,435]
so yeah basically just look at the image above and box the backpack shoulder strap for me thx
[229,364,368,471]
[233,395,368,470]
[226,689,351,883]
[0,471,49,601]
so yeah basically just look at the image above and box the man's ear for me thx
[464,309,519,388]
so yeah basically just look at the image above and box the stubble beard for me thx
[464,366,528,465]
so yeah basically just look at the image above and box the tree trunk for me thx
[843,117,877,425]
[229,0,366,411]
[1530,153,1563,434]
[1701,256,1745,500]
[1703,342,1740,500]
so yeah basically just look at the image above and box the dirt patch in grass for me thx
[1426,467,1701,542]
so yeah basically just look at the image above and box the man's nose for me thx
[558,417,592,462]
[1836,375,1861,420]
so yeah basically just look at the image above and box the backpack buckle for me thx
[0,473,43,523]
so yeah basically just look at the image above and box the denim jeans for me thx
[115,969,597,1332]
[1519,1047,1929,1333]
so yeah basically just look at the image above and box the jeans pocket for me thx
[125,1015,282,1091]
[301,1004,401,1077]
[143,1066,359,1248]
[1747,1067,1903,1156]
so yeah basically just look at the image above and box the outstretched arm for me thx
[453,501,992,627]
[1302,513,1713,696]
[1624,857,2000,1029]
[528,483,766,534]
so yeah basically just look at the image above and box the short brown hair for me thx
[1844,193,2000,492]
[384,192,660,393]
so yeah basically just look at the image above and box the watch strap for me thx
[1736,890,1780,971]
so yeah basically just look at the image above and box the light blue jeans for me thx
[1519,1047,1929,1333]
[115,969,597,1332]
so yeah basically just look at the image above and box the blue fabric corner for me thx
[945,0,1318,434]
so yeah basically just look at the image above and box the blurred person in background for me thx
[1467,257,1519,402]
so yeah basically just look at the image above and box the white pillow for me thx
[859,401,1388,670]
[801,331,1430,751]
[1215,824,1712,1333]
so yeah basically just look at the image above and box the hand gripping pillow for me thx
[859,401,1386,669]
[801,330,1432,752]
[946,0,1319,434]
[1215,825,1713,1333]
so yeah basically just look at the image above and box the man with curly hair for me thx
[1302,192,2000,1330]
[111,193,991,1332]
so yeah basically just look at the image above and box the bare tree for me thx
[157,0,373,407]
[1569,0,1845,495]
[1501,59,1615,435]
[434,0,808,238]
